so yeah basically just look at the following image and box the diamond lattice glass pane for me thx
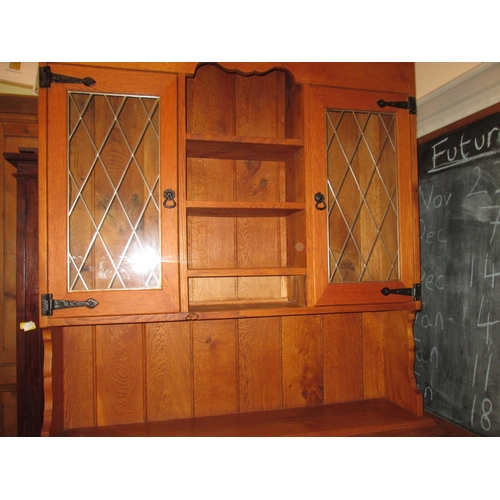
[326,108,399,283]
[68,92,161,291]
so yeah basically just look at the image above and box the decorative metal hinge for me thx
[380,283,421,301]
[41,294,99,316]
[377,96,416,114]
[39,65,96,89]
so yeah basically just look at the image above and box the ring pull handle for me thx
[314,192,327,211]
[163,189,176,209]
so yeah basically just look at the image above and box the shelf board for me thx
[186,133,304,161]
[186,201,305,217]
[187,300,303,316]
[62,399,443,437]
[188,267,307,278]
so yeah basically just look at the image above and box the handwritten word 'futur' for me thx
[429,126,500,173]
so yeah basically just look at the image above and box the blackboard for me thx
[415,111,500,436]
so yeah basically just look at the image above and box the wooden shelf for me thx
[187,300,304,317]
[186,201,305,217]
[61,399,466,437]
[186,133,304,161]
[187,267,307,278]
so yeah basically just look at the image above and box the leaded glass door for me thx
[307,86,419,307]
[42,64,179,322]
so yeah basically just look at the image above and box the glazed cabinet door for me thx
[40,64,179,323]
[307,85,419,307]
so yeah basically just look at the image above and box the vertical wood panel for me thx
[0,389,16,436]
[145,322,192,421]
[323,314,363,403]
[96,323,144,426]
[193,319,237,417]
[236,277,283,301]
[235,160,279,202]
[236,217,280,268]
[362,312,386,400]
[189,216,235,268]
[188,207,237,305]
[235,70,284,137]
[282,315,324,408]
[1,120,38,371]
[187,64,235,135]
[238,317,282,412]
[63,326,95,429]
[362,310,422,413]
[2,152,17,362]
[187,158,234,201]
[376,310,423,415]
[189,277,237,303]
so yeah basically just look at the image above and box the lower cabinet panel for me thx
[51,310,422,435]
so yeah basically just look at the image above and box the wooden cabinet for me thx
[4,151,42,437]
[306,85,420,307]
[41,65,179,322]
[183,64,306,312]
[39,62,429,436]
[0,95,38,437]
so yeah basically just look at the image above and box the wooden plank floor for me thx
[62,399,476,437]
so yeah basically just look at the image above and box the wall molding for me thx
[416,62,500,138]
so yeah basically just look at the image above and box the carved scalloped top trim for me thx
[191,62,297,83]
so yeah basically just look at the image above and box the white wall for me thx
[415,63,482,100]
[415,62,500,138]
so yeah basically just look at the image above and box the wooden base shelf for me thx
[61,399,466,437]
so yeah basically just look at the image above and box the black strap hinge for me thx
[377,96,416,114]
[39,65,96,89]
[380,283,421,301]
[41,293,99,316]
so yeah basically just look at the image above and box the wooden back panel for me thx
[55,310,421,432]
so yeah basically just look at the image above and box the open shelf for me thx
[184,64,308,315]
[62,399,440,437]
[186,133,304,161]
[188,298,301,313]
[187,267,307,277]
[186,201,305,217]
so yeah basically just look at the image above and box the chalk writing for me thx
[415,347,439,368]
[420,312,444,330]
[428,125,500,173]
[472,354,479,387]
[467,166,489,198]
[481,398,493,431]
[419,184,452,210]
[420,220,447,244]
[477,295,499,345]
[483,253,500,287]
[417,111,500,435]
[488,205,500,243]
[421,270,445,291]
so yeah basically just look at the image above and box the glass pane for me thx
[326,109,399,283]
[68,92,161,291]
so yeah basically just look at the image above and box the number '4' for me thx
[484,253,500,287]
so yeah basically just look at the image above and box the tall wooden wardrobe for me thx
[38,62,427,436]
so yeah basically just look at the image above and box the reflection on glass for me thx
[67,92,161,290]
[326,109,399,283]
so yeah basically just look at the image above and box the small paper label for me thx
[20,321,36,331]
